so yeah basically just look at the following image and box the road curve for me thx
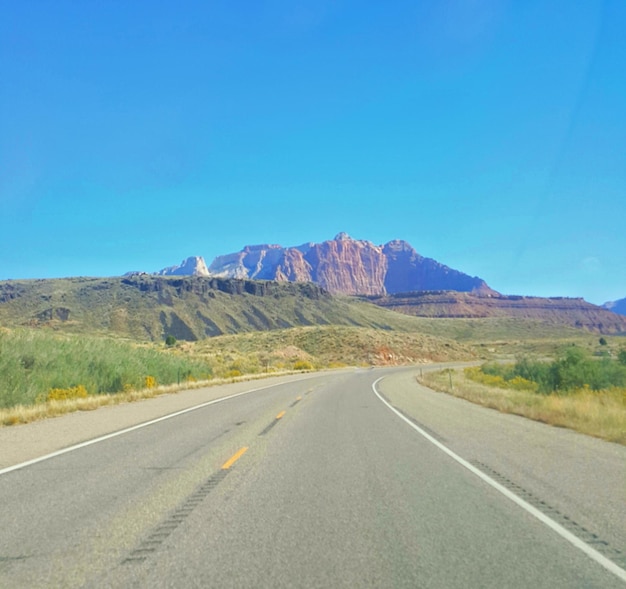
[0,367,624,588]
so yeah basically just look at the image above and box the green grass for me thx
[0,328,212,409]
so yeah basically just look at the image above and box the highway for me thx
[0,367,624,588]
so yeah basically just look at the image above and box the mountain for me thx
[156,256,210,277]
[207,233,492,296]
[368,291,626,334]
[603,298,626,316]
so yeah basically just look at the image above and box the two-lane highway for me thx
[1,368,624,587]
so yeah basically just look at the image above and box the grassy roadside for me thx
[0,368,320,427]
[0,324,474,427]
[420,368,626,445]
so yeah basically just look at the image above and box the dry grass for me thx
[421,369,626,445]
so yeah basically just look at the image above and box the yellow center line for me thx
[276,410,286,420]
[221,447,248,470]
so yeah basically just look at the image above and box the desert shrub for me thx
[47,385,89,402]
[144,376,157,389]
[507,376,537,391]
[165,334,177,346]
[293,360,313,371]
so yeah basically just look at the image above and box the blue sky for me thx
[1,0,625,305]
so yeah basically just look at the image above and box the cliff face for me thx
[304,233,388,295]
[383,240,492,294]
[208,233,490,296]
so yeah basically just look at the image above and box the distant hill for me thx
[0,275,459,342]
[367,291,626,334]
[204,233,494,296]
[603,297,626,316]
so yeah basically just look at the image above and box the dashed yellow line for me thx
[221,447,248,470]
[276,410,286,420]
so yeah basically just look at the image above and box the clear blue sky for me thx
[1,1,625,305]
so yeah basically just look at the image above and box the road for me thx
[0,367,624,588]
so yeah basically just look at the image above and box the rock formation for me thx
[208,233,491,296]
[157,256,210,277]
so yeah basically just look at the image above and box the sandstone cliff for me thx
[208,233,490,296]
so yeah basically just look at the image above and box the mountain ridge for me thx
[204,233,493,296]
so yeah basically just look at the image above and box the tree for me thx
[599,337,608,346]
[165,334,176,346]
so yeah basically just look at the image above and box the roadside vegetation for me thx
[2,320,622,440]
[0,325,472,426]
[0,328,215,424]
[421,346,626,444]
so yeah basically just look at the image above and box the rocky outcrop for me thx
[208,233,491,296]
[368,291,626,334]
[157,256,210,277]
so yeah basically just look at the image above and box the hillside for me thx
[0,275,457,342]
[366,291,626,334]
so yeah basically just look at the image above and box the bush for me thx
[165,334,177,346]
[468,349,626,395]
[47,385,89,402]
[293,360,313,371]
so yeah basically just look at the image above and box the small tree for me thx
[599,337,608,346]
[165,334,176,347]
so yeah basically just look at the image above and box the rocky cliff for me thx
[208,233,491,296]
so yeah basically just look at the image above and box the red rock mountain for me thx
[207,233,492,296]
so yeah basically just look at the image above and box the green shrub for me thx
[468,349,626,395]
[293,360,313,371]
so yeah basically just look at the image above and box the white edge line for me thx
[372,376,626,584]
[0,376,315,477]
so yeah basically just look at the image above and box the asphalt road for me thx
[0,367,624,588]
